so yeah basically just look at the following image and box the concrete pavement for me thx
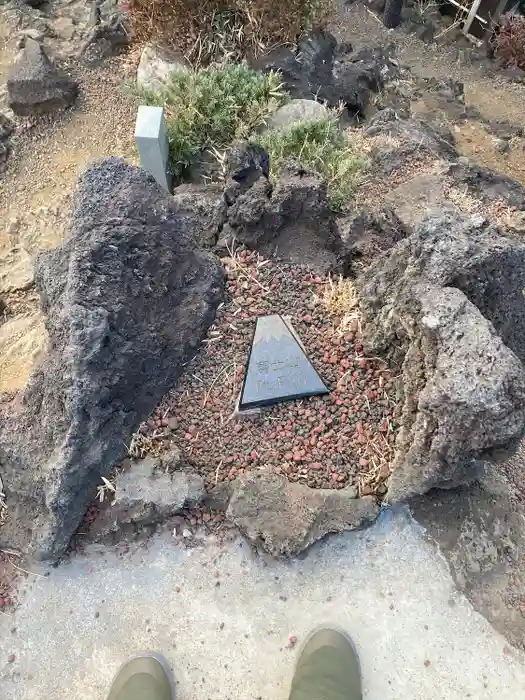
[1,507,524,699]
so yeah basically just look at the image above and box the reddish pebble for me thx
[184,433,193,441]
[424,660,431,667]
[359,458,369,467]
[288,635,298,648]
[293,453,303,462]
[331,472,339,482]
[7,654,15,663]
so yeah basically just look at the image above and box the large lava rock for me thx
[0,158,224,559]
[222,144,341,273]
[7,38,78,116]
[358,209,525,501]
[252,30,401,118]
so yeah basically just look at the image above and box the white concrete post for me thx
[134,105,172,192]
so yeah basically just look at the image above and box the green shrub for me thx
[254,116,368,211]
[140,63,287,177]
[127,0,332,64]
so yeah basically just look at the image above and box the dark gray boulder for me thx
[0,157,224,560]
[251,29,336,105]
[224,159,341,273]
[171,183,227,248]
[252,31,400,118]
[365,110,457,174]
[338,207,408,273]
[358,209,525,501]
[227,472,379,556]
[80,16,129,66]
[7,38,78,116]
[444,157,525,210]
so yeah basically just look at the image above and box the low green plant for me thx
[254,116,368,211]
[140,63,286,177]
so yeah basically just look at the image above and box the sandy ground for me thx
[0,58,138,394]
[2,508,525,700]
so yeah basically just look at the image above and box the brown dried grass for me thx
[126,0,332,63]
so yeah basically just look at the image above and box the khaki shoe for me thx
[289,628,362,700]
[107,654,174,700]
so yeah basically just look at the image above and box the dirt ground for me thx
[0,55,138,393]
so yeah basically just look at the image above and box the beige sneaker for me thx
[107,654,174,700]
[289,628,362,700]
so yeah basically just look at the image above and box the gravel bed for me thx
[139,250,400,497]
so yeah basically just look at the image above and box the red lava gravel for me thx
[140,251,400,496]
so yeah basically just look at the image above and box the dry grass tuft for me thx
[357,426,395,497]
[126,0,332,65]
[444,183,482,213]
[317,275,362,336]
[127,429,171,459]
[96,476,117,504]
[321,275,358,315]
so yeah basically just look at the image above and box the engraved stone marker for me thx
[239,314,329,410]
[134,105,172,192]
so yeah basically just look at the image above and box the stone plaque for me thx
[239,314,329,410]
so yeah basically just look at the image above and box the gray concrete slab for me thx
[2,508,525,699]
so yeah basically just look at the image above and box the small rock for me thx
[109,459,205,528]
[266,99,329,132]
[182,528,192,539]
[0,247,34,294]
[7,654,15,663]
[137,44,187,93]
[227,472,379,556]
[493,138,509,154]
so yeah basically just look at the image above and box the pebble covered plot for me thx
[143,251,400,495]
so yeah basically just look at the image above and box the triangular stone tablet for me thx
[239,314,329,410]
